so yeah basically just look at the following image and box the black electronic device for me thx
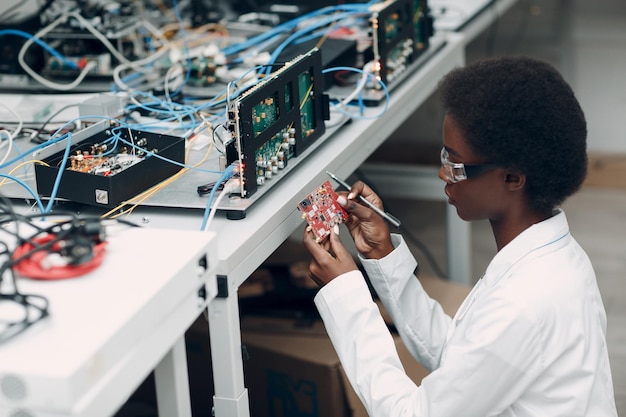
[40,2,147,81]
[34,127,185,208]
[224,48,329,199]
[0,14,44,76]
[277,37,358,89]
[0,2,153,93]
[321,0,437,106]
[370,0,433,86]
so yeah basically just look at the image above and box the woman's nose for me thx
[439,166,452,183]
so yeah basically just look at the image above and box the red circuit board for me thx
[297,180,349,243]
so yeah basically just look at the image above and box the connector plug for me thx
[222,177,242,194]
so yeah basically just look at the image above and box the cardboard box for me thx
[585,152,626,188]
[240,316,429,417]
[237,274,470,417]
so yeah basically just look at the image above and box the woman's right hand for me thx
[338,180,394,260]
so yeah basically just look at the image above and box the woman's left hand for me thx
[302,225,358,287]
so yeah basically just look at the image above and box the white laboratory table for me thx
[0,226,218,417]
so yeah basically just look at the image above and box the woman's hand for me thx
[303,225,358,287]
[339,181,394,260]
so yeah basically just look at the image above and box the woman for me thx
[303,56,617,416]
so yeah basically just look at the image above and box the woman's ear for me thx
[504,170,526,191]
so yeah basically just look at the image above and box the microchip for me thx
[297,180,349,243]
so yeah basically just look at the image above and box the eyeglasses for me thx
[440,147,497,183]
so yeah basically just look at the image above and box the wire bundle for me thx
[0,200,108,280]
[0,0,393,234]
[11,233,108,280]
[0,197,137,343]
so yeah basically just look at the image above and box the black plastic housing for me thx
[35,128,185,208]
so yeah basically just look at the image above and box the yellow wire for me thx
[0,160,50,188]
[300,83,314,110]
[314,10,342,50]
[101,140,214,219]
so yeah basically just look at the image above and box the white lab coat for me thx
[314,210,618,417]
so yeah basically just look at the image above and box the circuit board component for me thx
[297,180,348,243]
[225,48,328,198]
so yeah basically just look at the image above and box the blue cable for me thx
[1,130,75,214]
[111,71,144,92]
[43,132,74,214]
[0,29,79,70]
[221,4,370,57]
[0,173,45,213]
[265,11,361,73]
[322,66,391,120]
[0,132,74,171]
[101,124,221,174]
[200,164,237,231]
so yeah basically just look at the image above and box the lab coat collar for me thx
[482,209,571,287]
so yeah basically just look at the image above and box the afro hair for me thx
[438,56,587,212]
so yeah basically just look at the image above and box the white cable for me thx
[66,11,140,68]
[0,103,24,138]
[204,178,241,231]
[112,47,169,91]
[326,60,377,125]
[338,60,376,110]
[226,80,237,110]
[19,10,167,91]
[69,11,181,85]
[163,63,184,101]
[109,18,178,93]
[0,129,14,166]
[17,11,97,91]
[140,19,172,51]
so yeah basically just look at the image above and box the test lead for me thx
[326,171,401,228]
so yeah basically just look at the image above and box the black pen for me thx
[326,171,401,228]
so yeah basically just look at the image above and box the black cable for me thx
[0,237,50,345]
[0,216,79,280]
[29,103,80,144]
[0,194,140,344]
[397,223,448,279]
[0,288,49,345]
[197,180,225,196]
[0,194,19,227]
[0,204,139,343]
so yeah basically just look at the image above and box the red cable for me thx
[12,234,108,280]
